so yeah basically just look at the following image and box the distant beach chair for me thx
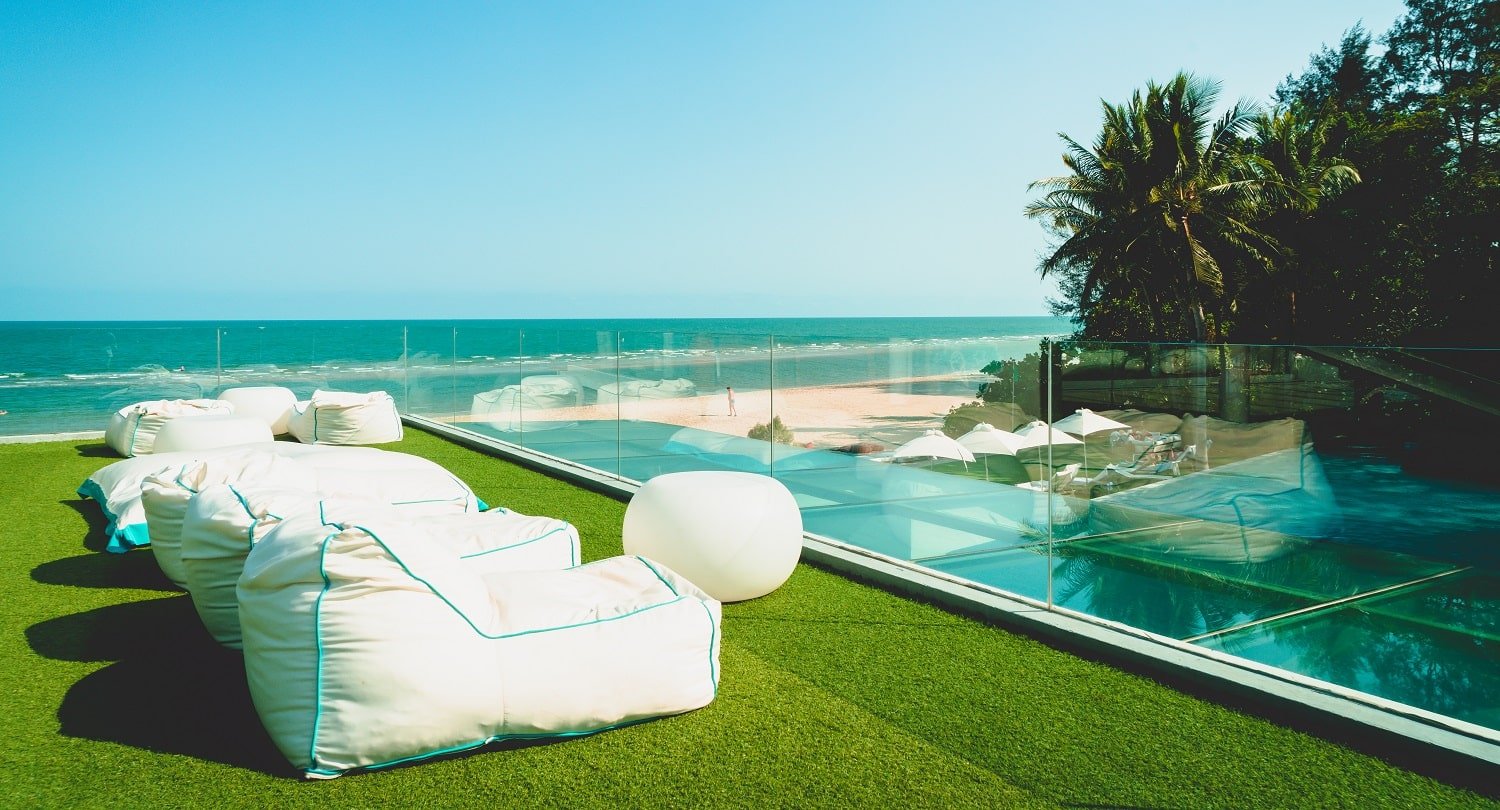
[1097,443,1205,486]
[1018,462,1081,493]
[1018,463,1084,533]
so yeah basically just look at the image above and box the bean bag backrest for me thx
[1179,414,1306,468]
[181,486,387,647]
[105,399,235,457]
[81,444,484,553]
[287,390,403,445]
[141,450,319,588]
[79,444,276,553]
[240,507,719,777]
[182,486,577,648]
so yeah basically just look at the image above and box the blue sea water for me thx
[0,316,1069,435]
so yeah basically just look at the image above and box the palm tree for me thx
[1028,73,1280,342]
[1246,105,1361,340]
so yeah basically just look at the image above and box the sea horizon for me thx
[0,315,1069,436]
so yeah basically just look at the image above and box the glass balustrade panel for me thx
[452,326,524,440]
[1040,340,1500,732]
[507,327,622,478]
[611,329,771,483]
[0,323,220,436]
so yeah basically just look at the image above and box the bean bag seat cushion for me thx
[287,390,402,445]
[81,444,485,553]
[141,451,321,588]
[470,375,583,432]
[596,377,697,403]
[239,507,719,778]
[217,386,298,434]
[105,399,236,457]
[182,485,580,648]
[309,462,484,516]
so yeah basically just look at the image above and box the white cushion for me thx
[623,471,802,602]
[239,506,719,777]
[596,378,696,403]
[217,386,297,434]
[180,486,578,648]
[80,444,483,553]
[470,375,583,432]
[152,415,274,454]
[104,399,235,457]
[287,390,402,445]
[141,451,320,589]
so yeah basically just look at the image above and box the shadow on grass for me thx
[34,549,176,592]
[27,595,201,662]
[63,499,111,553]
[27,596,295,776]
[75,443,116,459]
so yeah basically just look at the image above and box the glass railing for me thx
[1031,340,1500,733]
[4,323,1497,736]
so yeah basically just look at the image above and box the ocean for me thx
[0,316,1069,435]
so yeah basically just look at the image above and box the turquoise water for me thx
[0,316,1068,435]
[477,416,1500,733]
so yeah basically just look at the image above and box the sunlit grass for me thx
[0,429,1488,808]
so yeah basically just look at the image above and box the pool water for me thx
[471,421,1500,733]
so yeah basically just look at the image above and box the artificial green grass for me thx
[0,430,1491,808]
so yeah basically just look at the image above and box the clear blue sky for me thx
[0,1,1406,321]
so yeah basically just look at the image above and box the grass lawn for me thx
[0,428,1492,808]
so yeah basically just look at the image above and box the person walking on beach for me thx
[726,386,737,417]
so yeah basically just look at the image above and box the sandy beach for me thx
[456,372,988,449]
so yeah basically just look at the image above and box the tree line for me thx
[1029,0,1497,348]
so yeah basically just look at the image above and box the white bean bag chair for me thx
[596,378,697,403]
[288,390,402,445]
[240,507,720,778]
[182,485,580,647]
[471,375,583,432]
[81,444,485,553]
[141,451,321,588]
[217,386,298,434]
[105,399,236,457]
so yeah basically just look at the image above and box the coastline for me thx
[452,372,987,448]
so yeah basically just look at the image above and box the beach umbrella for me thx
[956,423,1026,480]
[893,430,975,464]
[1052,408,1130,476]
[1011,420,1082,480]
[956,423,1028,456]
[1011,420,1082,452]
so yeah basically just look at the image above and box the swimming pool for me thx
[471,419,1500,735]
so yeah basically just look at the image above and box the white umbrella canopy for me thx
[956,423,1028,456]
[1051,409,1130,477]
[1011,420,1082,452]
[956,423,1028,481]
[893,430,976,463]
[1052,408,1130,439]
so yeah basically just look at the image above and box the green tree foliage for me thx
[748,415,795,444]
[1035,0,1497,347]
[1027,74,1288,342]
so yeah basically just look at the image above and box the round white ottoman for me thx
[623,471,802,602]
[218,386,296,434]
[152,415,274,454]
